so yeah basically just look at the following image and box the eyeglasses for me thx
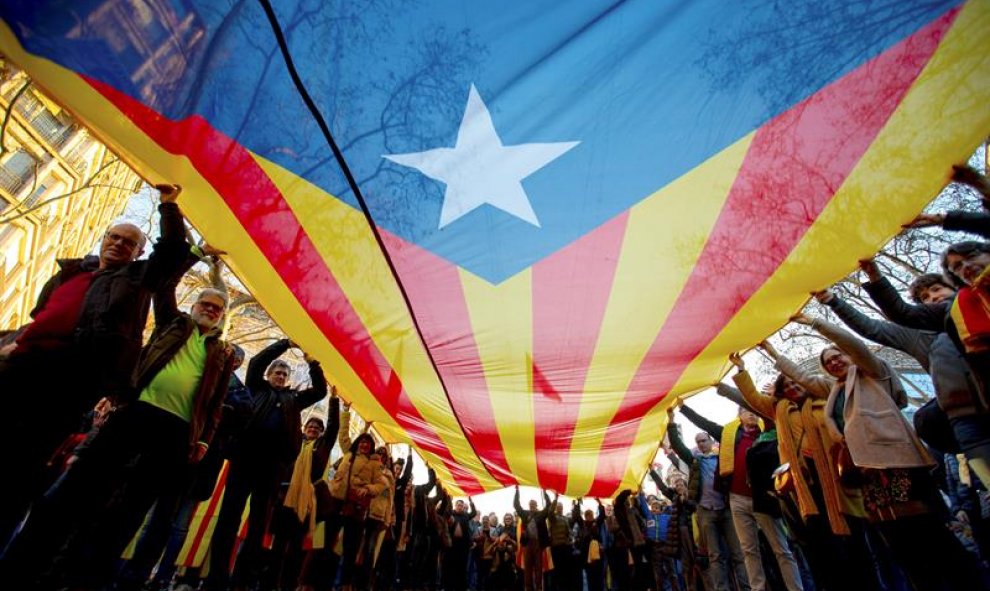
[823,355,845,367]
[948,252,983,276]
[195,301,225,313]
[271,370,289,377]
[104,231,139,250]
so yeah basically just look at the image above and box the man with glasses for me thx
[0,184,193,544]
[205,338,328,591]
[0,272,236,589]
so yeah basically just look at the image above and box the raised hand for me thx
[201,243,227,258]
[728,352,745,371]
[789,313,813,326]
[156,183,181,203]
[858,258,881,282]
[811,289,834,304]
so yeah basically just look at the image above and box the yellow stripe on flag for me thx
[616,0,990,489]
[460,268,539,486]
[253,155,500,492]
[567,134,753,495]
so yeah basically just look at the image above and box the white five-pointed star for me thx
[384,85,579,229]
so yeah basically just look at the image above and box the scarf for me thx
[774,399,819,524]
[950,268,990,353]
[802,400,850,535]
[284,439,316,534]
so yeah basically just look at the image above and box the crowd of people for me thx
[0,162,988,591]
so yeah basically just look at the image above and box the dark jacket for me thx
[650,470,689,558]
[668,421,724,505]
[449,501,477,546]
[393,453,414,534]
[571,501,605,560]
[745,434,783,517]
[242,338,328,464]
[546,497,572,547]
[613,489,645,548]
[862,277,987,415]
[309,395,341,482]
[25,202,189,399]
[944,209,990,239]
[412,468,438,536]
[513,488,551,548]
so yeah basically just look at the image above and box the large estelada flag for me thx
[1,1,987,496]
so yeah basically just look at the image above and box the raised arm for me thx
[861,268,947,331]
[141,188,195,291]
[323,390,341,445]
[649,469,677,502]
[714,381,758,415]
[636,491,650,518]
[539,491,551,518]
[151,247,200,328]
[415,468,437,496]
[679,404,723,440]
[943,210,990,240]
[338,403,353,452]
[803,315,887,379]
[294,354,328,408]
[820,290,929,368]
[247,338,291,392]
[398,452,414,488]
[468,499,477,519]
[726,355,776,419]
[665,413,694,465]
[762,340,832,399]
[513,486,525,517]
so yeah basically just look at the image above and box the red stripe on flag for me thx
[587,8,958,496]
[531,213,629,492]
[380,231,517,486]
[84,78,485,494]
[182,460,230,566]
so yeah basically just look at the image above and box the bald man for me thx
[0,184,193,544]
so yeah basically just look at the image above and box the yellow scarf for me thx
[718,419,742,477]
[283,440,317,534]
[718,418,764,477]
[801,400,850,535]
[774,398,818,521]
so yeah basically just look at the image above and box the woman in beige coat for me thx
[729,347,877,590]
[792,314,980,591]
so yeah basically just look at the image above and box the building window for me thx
[0,149,36,195]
